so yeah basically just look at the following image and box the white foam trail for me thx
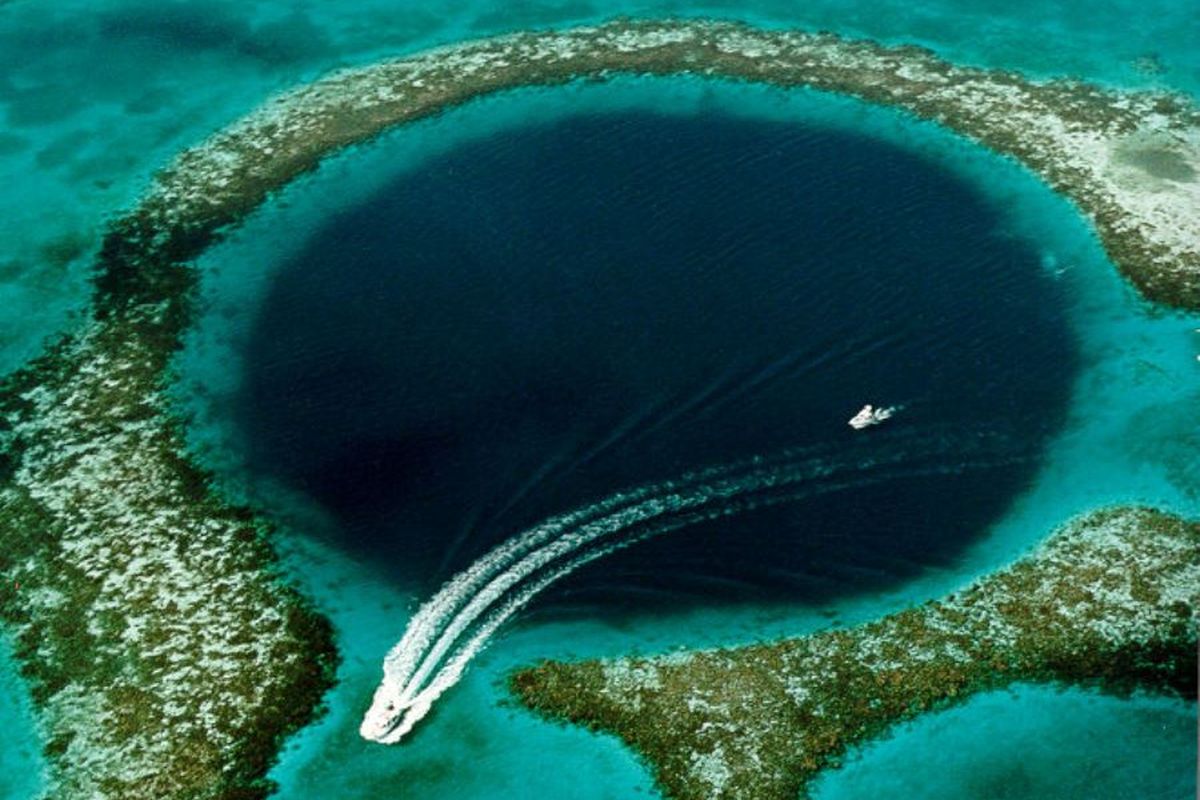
[372,476,837,742]
[362,432,1026,743]
[374,442,836,697]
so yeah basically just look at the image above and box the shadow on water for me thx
[236,109,1078,618]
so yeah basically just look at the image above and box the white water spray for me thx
[361,431,1024,743]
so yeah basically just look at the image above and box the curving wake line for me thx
[365,440,843,715]
[360,430,1027,744]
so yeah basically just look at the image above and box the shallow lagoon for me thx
[168,78,1198,799]
[0,635,44,800]
[810,685,1197,800]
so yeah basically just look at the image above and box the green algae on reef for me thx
[135,19,1200,310]
[0,17,1197,798]
[0,323,338,797]
[511,508,1199,800]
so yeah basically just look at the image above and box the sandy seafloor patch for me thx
[1,0,1198,797]
[163,77,1200,799]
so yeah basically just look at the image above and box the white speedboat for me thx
[848,404,895,430]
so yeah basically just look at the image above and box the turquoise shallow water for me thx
[810,685,1197,800]
[0,635,44,799]
[1,1,1198,798]
[169,77,1198,798]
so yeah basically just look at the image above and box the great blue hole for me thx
[233,109,1077,615]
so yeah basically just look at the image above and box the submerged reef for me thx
[0,17,1196,798]
[135,18,1200,310]
[0,321,338,795]
[512,508,1199,799]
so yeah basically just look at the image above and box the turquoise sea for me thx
[1,1,1197,798]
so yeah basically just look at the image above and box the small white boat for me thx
[848,404,895,430]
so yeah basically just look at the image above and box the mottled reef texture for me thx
[135,19,1200,311]
[0,17,1197,799]
[512,508,1199,799]
[0,325,339,797]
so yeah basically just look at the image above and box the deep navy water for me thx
[235,110,1078,614]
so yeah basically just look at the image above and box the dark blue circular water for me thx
[236,110,1077,612]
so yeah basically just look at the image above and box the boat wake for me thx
[359,427,1027,744]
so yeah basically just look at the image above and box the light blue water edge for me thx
[809,683,1197,800]
[0,633,47,800]
[1,0,1197,381]
[165,75,1200,799]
